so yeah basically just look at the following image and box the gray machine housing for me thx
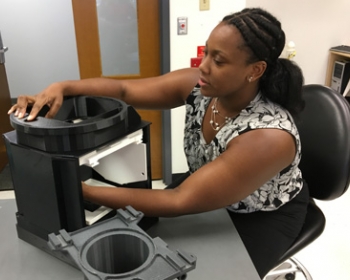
[48,206,196,280]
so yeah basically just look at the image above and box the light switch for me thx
[200,0,210,11]
[177,17,188,35]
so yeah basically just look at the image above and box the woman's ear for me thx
[250,61,267,81]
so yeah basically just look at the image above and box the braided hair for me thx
[222,8,304,116]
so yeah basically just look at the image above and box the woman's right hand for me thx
[8,82,65,121]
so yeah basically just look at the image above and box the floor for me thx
[264,186,350,280]
[292,189,350,280]
[1,180,349,279]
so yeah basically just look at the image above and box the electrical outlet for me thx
[199,0,210,11]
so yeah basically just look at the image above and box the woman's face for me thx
[198,23,255,98]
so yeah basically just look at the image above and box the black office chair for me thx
[265,84,350,280]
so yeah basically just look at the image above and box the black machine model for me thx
[3,96,197,279]
[3,96,153,249]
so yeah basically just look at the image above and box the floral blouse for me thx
[183,85,303,213]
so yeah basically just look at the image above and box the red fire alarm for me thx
[197,46,205,57]
[191,45,205,67]
[191,57,202,68]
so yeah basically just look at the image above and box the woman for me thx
[9,8,309,278]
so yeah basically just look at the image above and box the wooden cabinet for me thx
[325,50,350,87]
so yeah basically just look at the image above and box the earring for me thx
[248,76,253,83]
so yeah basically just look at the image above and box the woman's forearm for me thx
[59,78,125,100]
[83,184,182,217]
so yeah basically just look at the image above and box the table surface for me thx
[0,199,260,280]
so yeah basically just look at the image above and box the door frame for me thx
[72,0,169,180]
[159,0,172,185]
[0,33,13,171]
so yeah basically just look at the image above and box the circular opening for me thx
[85,233,150,274]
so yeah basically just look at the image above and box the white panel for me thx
[92,143,147,185]
[79,129,143,168]
[79,129,147,184]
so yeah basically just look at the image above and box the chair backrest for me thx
[297,84,350,200]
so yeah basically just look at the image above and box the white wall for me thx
[246,0,350,84]
[0,0,79,97]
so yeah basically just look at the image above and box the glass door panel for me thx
[96,0,140,76]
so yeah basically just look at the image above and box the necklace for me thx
[210,98,235,131]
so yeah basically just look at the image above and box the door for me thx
[71,0,162,179]
[0,32,12,172]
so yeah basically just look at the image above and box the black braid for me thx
[222,8,304,117]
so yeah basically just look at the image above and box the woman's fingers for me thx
[7,95,37,119]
